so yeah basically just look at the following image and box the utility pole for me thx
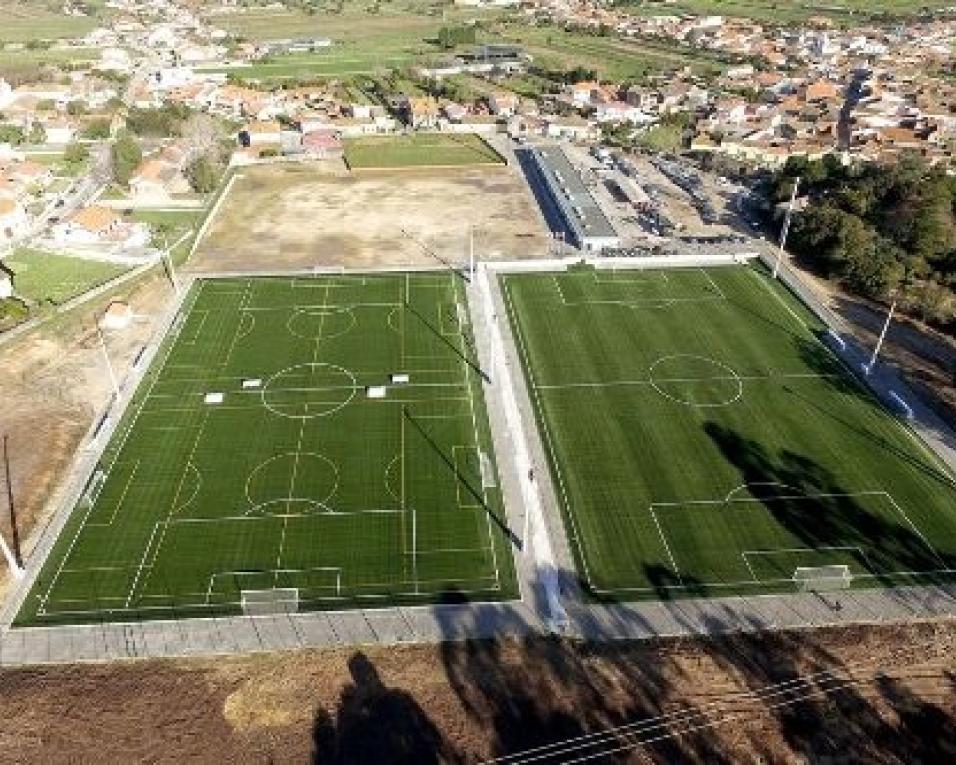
[97,323,120,400]
[865,299,896,376]
[469,227,474,281]
[773,176,800,280]
[2,435,24,577]
[163,235,180,295]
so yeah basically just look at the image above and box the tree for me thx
[185,156,219,194]
[181,113,225,163]
[110,133,142,186]
[27,121,46,144]
[63,142,89,165]
[82,119,112,140]
[0,124,25,145]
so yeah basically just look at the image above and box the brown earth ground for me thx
[0,271,174,600]
[0,620,952,763]
[188,161,551,273]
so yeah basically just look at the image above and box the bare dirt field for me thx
[0,619,952,763]
[0,272,174,600]
[189,162,551,273]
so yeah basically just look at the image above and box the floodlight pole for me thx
[773,176,800,280]
[163,235,180,295]
[864,299,896,376]
[469,226,475,283]
[97,324,121,400]
[1,435,24,578]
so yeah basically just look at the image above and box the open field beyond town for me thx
[0,4,97,43]
[344,133,504,169]
[3,249,130,305]
[503,263,956,599]
[191,163,549,272]
[16,272,516,626]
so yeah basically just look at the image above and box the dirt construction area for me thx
[0,620,952,762]
[189,162,551,273]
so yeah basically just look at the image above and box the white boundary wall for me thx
[478,262,568,632]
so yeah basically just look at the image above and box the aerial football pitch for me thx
[17,272,517,626]
[502,263,956,600]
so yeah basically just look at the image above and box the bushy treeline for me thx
[770,154,956,326]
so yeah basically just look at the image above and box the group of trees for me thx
[109,109,230,194]
[770,153,956,326]
[437,25,476,50]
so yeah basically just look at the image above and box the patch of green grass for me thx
[626,0,954,25]
[0,6,97,43]
[503,264,956,600]
[4,248,129,304]
[635,122,685,153]
[495,24,725,80]
[16,272,517,626]
[344,133,504,168]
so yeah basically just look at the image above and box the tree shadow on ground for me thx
[312,652,462,765]
[703,421,956,581]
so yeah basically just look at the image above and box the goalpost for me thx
[792,565,853,593]
[241,588,299,616]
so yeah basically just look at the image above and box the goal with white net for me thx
[792,565,853,593]
[240,588,299,616]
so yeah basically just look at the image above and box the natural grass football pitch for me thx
[17,272,516,626]
[503,264,956,600]
[344,134,504,169]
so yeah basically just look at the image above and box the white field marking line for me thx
[593,270,670,286]
[36,280,205,613]
[533,371,841,391]
[741,545,873,583]
[120,522,162,610]
[584,565,956,595]
[456,276,502,591]
[741,553,759,582]
[167,510,405,525]
[275,287,330,579]
[649,489,889,509]
[171,462,201,513]
[699,267,727,300]
[39,578,507,619]
[405,546,495,556]
[86,459,140,527]
[244,452,339,513]
[550,272,727,308]
[205,566,343,605]
[648,507,683,585]
[142,396,472,415]
[181,310,208,345]
[724,481,799,502]
[452,445,483,509]
[502,278,597,587]
[882,492,949,567]
[748,267,807,330]
[240,301,401,312]
[220,278,253,368]
[127,405,213,607]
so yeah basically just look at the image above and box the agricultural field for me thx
[0,4,97,43]
[493,23,726,80]
[627,0,955,24]
[344,133,504,169]
[16,272,517,626]
[503,264,956,600]
[3,249,129,305]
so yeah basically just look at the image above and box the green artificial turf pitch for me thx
[502,264,956,600]
[343,134,504,169]
[17,273,516,626]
